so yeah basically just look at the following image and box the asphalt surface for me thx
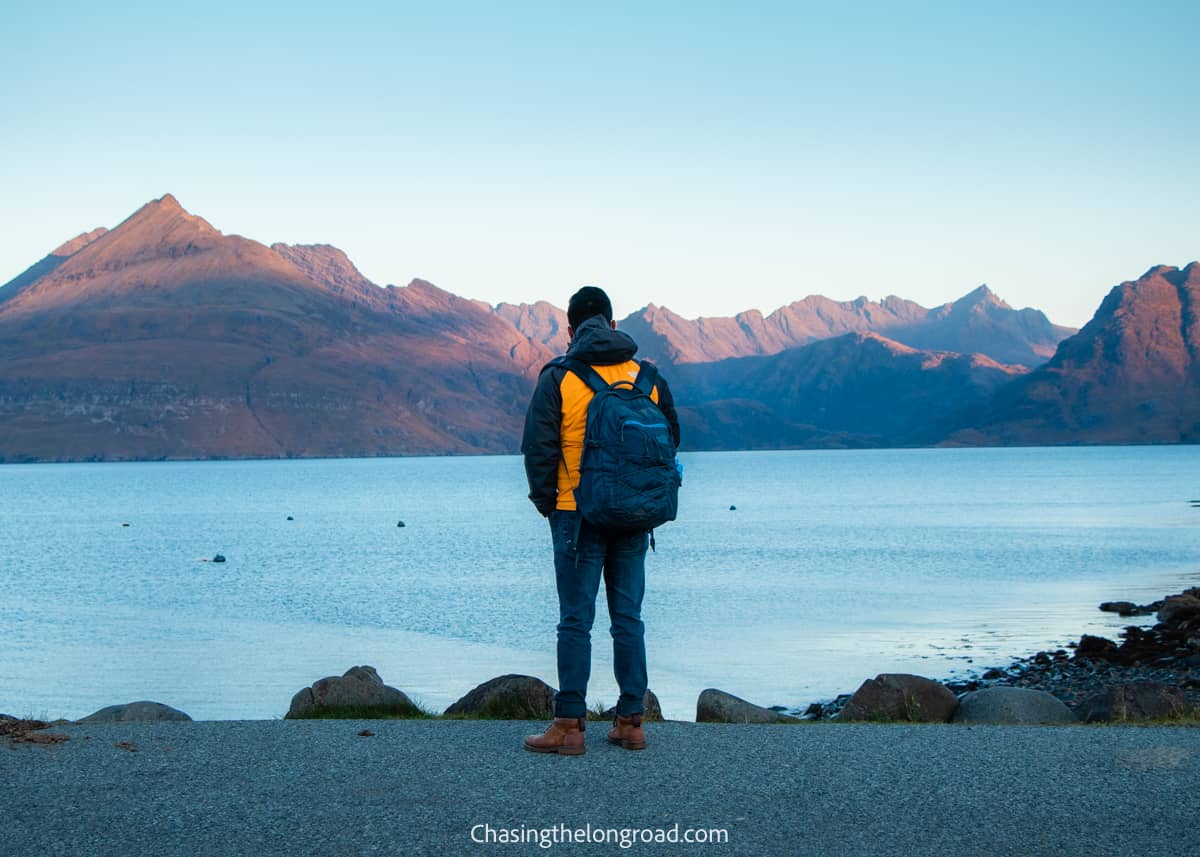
[3,719,1198,857]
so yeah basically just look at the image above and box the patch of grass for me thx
[828,715,943,725]
[585,701,613,722]
[1082,712,1200,727]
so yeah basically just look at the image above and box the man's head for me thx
[567,286,614,336]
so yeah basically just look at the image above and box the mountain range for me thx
[494,286,1072,370]
[0,194,1195,461]
[0,196,551,459]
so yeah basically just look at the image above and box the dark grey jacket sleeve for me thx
[655,373,682,449]
[521,366,563,516]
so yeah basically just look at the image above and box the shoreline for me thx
[800,587,1200,721]
[2,440,1197,467]
[7,587,1200,728]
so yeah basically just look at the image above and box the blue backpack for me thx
[550,356,681,533]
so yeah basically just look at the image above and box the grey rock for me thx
[78,701,192,723]
[952,686,1077,724]
[837,674,958,723]
[444,674,554,719]
[286,665,418,719]
[696,688,799,724]
[600,689,664,722]
[1075,681,1194,723]
[1157,595,1200,625]
[1074,634,1119,661]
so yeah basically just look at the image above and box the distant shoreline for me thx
[2,439,1197,467]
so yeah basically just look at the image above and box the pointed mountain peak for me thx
[115,193,215,236]
[955,284,1010,310]
[646,303,688,322]
[0,195,305,317]
[628,302,670,324]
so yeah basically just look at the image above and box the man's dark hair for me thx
[567,286,613,329]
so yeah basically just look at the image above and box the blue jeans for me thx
[550,509,648,719]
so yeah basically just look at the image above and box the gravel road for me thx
[4,719,1197,856]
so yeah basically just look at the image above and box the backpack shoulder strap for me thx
[632,360,658,396]
[549,356,610,394]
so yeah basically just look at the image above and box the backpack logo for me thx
[550,356,681,532]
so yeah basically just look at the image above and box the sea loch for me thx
[1,446,1197,721]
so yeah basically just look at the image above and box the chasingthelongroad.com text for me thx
[470,822,729,850]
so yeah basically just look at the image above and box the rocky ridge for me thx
[949,263,1200,444]
[0,195,554,461]
[0,194,1194,460]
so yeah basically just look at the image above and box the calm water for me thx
[1,447,1198,721]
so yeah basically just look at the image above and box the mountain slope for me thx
[616,288,1072,369]
[493,300,569,353]
[0,194,1189,460]
[950,264,1200,444]
[0,195,552,461]
[674,333,1027,447]
[0,226,108,306]
[892,286,1076,365]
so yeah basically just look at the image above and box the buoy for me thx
[397,521,406,528]
[729,505,737,511]
[212,554,226,563]
[122,523,130,527]
[287,516,294,521]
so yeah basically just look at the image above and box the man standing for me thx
[521,286,680,755]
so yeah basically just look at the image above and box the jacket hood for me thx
[566,314,638,364]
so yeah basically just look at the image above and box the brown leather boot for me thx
[607,713,646,750]
[524,717,586,755]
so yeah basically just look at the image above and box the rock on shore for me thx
[78,701,192,723]
[600,689,664,722]
[697,688,799,723]
[836,674,958,723]
[952,686,1076,725]
[862,587,1200,724]
[444,675,555,719]
[286,666,421,719]
[1075,682,1191,723]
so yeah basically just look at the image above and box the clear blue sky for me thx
[2,1,1197,327]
